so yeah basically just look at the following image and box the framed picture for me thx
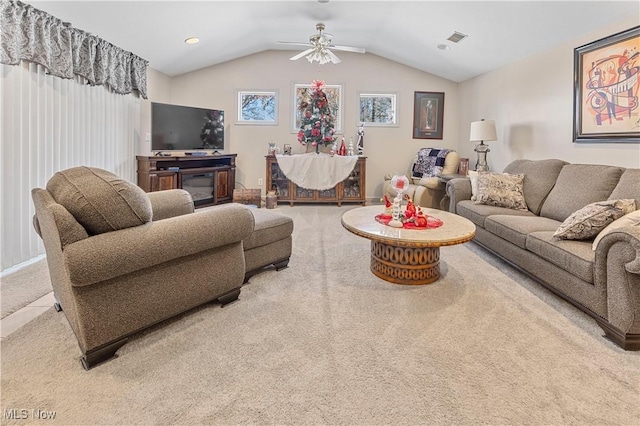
[413,91,444,139]
[458,158,469,176]
[573,26,640,143]
[236,90,278,125]
[293,83,342,133]
[358,92,397,126]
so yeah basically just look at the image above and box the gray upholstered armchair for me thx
[383,149,460,209]
[32,166,254,369]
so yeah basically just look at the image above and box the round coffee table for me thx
[341,205,476,285]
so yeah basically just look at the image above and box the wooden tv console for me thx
[136,154,236,208]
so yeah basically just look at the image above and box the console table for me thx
[266,155,366,206]
[137,154,236,208]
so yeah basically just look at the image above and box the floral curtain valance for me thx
[0,0,148,98]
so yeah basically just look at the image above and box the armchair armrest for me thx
[64,203,255,287]
[416,176,443,190]
[384,173,411,181]
[147,189,194,221]
[596,226,640,274]
[594,225,640,337]
[445,178,472,213]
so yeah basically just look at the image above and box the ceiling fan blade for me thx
[290,48,316,61]
[326,49,342,64]
[278,41,313,47]
[330,45,366,54]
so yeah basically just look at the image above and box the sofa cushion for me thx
[47,166,153,235]
[503,159,567,215]
[456,200,535,228]
[485,215,560,249]
[592,209,640,250]
[526,231,595,283]
[243,209,294,250]
[553,199,636,240]
[539,164,625,222]
[468,170,479,201]
[608,169,640,207]
[475,172,528,211]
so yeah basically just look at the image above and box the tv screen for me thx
[151,102,224,151]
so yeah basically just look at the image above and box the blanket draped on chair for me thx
[412,148,452,178]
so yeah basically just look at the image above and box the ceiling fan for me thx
[278,23,366,64]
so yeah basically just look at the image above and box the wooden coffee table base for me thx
[370,241,440,285]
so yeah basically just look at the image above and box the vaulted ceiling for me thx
[28,1,640,82]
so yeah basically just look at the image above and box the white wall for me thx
[457,17,640,172]
[142,50,459,199]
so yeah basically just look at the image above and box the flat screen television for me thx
[151,102,224,152]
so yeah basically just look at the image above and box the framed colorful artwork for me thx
[413,91,444,139]
[236,90,278,125]
[573,26,640,143]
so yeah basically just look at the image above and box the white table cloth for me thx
[275,153,359,190]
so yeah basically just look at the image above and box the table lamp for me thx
[469,119,497,172]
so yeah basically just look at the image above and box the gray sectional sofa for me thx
[446,159,640,350]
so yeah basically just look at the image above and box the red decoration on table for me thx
[375,206,443,229]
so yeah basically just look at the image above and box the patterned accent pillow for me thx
[475,173,528,211]
[554,199,636,240]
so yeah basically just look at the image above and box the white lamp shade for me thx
[470,120,497,142]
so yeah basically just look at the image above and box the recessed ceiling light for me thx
[317,0,330,3]
[437,44,450,51]
[184,37,200,44]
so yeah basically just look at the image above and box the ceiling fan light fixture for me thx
[306,48,338,65]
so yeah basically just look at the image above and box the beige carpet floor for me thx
[1,205,639,425]
[1,258,52,318]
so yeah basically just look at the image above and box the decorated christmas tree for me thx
[297,80,336,153]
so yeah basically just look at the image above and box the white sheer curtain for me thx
[0,61,140,272]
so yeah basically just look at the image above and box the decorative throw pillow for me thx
[553,199,636,240]
[592,209,640,250]
[468,170,479,201]
[47,166,153,235]
[474,172,528,211]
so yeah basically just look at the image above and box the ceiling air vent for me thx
[447,32,468,43]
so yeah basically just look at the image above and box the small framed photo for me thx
[458,158,469,176]
[413,91,444,139]
[236,90,278,125]
[358,92,397,126]
[573,26,640,143]
[283,144,292,155]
